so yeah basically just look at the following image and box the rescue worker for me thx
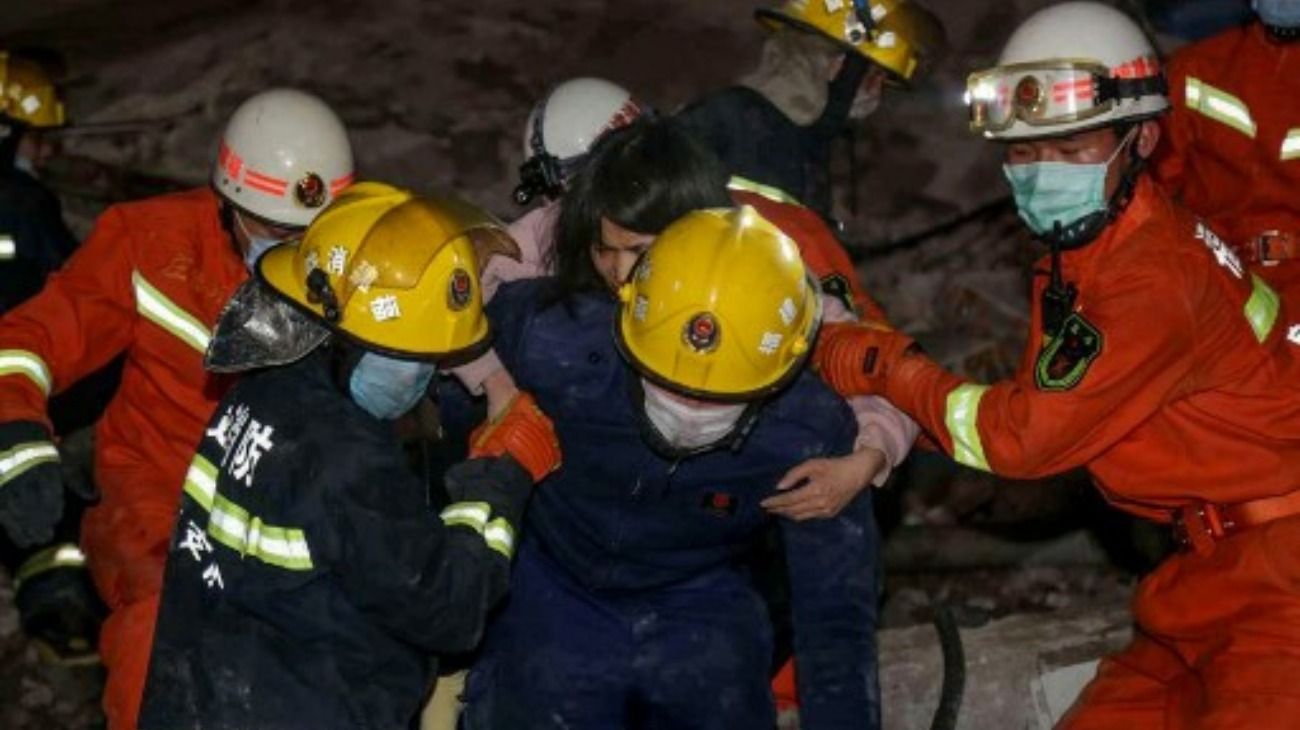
[459,205,880,730]
[138,182,559,730]
[815,3,1300,726]
[1152,0,1300,303]
[0,48,114,668]
[0,50,76,309]
[677,0,945,219]
[0,87,353,728]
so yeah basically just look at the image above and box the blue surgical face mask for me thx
[235,212,289,271]
[1255,0,1300,28]
[348,352,437,420]
[1002,130,1134,237]
[13,153,37,178]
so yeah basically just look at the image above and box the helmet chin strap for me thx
[1040,127,1144,253]
[1040,128,1146,335]
[215,198,244,259]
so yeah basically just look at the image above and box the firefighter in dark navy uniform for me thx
[459,206,880,730]
[138,183,560,730]
[0,49,112,669]
[0,50,77,310]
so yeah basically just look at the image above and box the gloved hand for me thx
[443,455,533,531]
[0,421,65,548]
[15,546,105,667]
[813,321,918,398]
[469,391,561,482]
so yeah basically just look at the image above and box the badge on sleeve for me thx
[1035,313,1102,391]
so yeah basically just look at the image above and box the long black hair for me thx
[548,116,733,299]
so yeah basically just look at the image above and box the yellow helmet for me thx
[259,182,516,360]
[756,0,945,83]
[0,52,64,128]
[615,206,821,401]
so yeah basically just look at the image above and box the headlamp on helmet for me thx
[965,60,1167,137]
[513,78,647,206]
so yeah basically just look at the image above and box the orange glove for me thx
[469,391,561,482]
[812,321,917,398]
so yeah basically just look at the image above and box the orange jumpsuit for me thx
[882,177,1300,727]
[0,188,245,729]
[1153,21,1300,301]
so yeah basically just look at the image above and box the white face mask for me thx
[642,380,746,453]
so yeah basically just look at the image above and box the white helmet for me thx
[513,77,646,205]
[212,88,354,227]
[964,2,1168,141]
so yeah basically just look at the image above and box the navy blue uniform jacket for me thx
[139,350,527,730]
[485,280,881,728]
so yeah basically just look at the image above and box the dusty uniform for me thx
[882,177,1300,727]
[458,281,881,730]
[676,54,870,220]
[0,165,76,311]
[0,188,244,728]
[1153,22,1300,301]
[139,350,530,730]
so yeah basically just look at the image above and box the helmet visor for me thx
[205,276,330,373]
[966,61,1115,135]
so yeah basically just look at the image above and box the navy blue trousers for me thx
[461,542,775,730]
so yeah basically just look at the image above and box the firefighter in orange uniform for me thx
[0,88,353,729]
[1152,0,1300,302]
[814,3,1300,726]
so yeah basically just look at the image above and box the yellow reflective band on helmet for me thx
[133,271,212,354]
[1185,77,1256,139]
[14,543,85,590]
[727,176,803,207]
[484,517,516,560]
[944,384,992,472]
[0,441,58,488]
[1245,274,1280,343]
[0,234,14,260]
[206,495,313,571]
[0,349,52,395]
[182,455,219,512]
[180,453,314,571]
[1282,129,1300,161]
[440,502,491,533]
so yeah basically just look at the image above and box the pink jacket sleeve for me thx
[822,294,920,485]
[450,203,559,393]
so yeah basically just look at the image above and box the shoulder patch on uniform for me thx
[819,274,860,318]
[1035,313,1103,391]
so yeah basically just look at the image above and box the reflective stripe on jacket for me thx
[889,177,1300,519]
